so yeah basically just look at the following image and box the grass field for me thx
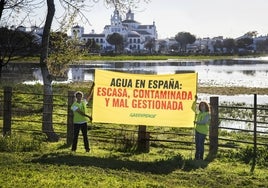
[1,83,268,188]
[11,54,249,63]
[1,134,268,188]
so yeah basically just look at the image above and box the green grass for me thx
[1,83,268,188]
[11,53,257,63]
[0,138,268,188]
[81,54,239,61]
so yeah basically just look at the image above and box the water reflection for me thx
[66,59,268,88]
[2,58,268,88]
[242,70,256,76]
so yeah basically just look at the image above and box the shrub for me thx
[0,133,44,152]
[224,145,268,167]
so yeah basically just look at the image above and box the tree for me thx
[255,39,268,53]
[213,40,223,53]
[47,31,83,79]
[39,0,58,141]
[244,31,258,38]
[175,32,196,52]
[158,40,167,53]
[223,38,235,53]
[0,27,40,78]
[236,37,253,49]
[85,39,100,53]
[0,0,41,78]
[144,38,155,53]
[0,0,34,21]
[106,32,124,53]
[169,43,180,52]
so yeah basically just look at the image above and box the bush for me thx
[223,146,268,167]
[0,133,44,152]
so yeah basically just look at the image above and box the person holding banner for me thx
[71,91,92,153]
[194,101,211,160]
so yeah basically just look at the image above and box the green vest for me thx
[71,101,88,124]
[195,111,210,135]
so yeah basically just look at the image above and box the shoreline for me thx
[198,86,268,95]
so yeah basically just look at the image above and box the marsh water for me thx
[3,57,268,105]
[27,58,268,86]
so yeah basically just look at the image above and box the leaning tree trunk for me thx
[0,0,5,21]
[0,63,3,78]
[40,0,59,142]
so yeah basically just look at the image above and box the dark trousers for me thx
[72,122,89,151]
[195,131,206,160]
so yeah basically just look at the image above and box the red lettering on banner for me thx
[132,99,183,110]
[133,89,192,100]
[97,87,128,97]
[113,98,129,108]
[105,98,110,107]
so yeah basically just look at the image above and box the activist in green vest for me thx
[194,101,211,160]
[71,90,93,153]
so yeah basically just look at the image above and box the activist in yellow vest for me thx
[194,101,210,160]
[71,101,88,124]
[71,91,93,153]
[195,111,210,135]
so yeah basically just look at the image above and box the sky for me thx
[32,0,268,39]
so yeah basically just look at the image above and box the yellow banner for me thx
[92,69,197,127]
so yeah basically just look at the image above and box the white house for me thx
[71,8,158,52]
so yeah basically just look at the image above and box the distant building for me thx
[71,8,158,52]
[9,25,43,45]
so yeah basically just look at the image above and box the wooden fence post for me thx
[251,94,257,173]
[137,125,150,152]
[3,86,12,136]
[208,96,219,159]
[67,91,75,146]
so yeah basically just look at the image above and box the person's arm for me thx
[192,95,198,125]
[72,105,92,121]
[76,108,92,120]
[86,88,94,101]
[86,82,95,101]
[191,98,197,112]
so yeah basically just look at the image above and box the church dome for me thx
[128,30,140,37]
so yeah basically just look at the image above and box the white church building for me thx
[71,8,158,53]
